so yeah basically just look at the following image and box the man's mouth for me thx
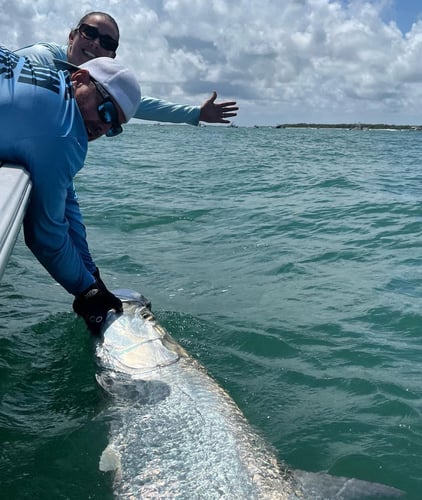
[82,49,96,60]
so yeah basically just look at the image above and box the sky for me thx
[2,0,422,126]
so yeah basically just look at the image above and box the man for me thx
[13,12,239,313]
[0,45,140,334]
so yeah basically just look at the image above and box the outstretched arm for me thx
[134,92,238,126]
[199,91,238,124]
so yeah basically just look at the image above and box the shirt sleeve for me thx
[14,43,66,68]
[21,136,95,295]
[65,184,97,275]
[134,95,201,125]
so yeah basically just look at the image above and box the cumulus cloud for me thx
[1,0,422,125]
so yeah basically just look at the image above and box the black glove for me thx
[73,281,123,335]
[93,267,107,292]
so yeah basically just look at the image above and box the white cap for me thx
[55,57,141,122]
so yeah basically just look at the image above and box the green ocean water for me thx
[1,124,422,498]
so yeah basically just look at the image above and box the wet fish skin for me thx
[95,290,405,499]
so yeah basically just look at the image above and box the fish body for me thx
[96,290,403,499]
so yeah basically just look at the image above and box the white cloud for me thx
[1,0,422,125]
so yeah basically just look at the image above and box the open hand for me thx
[199,91,238,124]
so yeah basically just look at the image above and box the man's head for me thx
[61,57,140,141]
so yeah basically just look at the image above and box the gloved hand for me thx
[93,267,107,292]
[73,281,123,335]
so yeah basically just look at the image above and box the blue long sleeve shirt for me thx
[0,46,95,295]
[15,43,201,125]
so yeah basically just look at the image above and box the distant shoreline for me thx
[274,123,422,130]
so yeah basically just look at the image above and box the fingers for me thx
[216,104,239,116]
[218,101,238,107]
[217,107,238,119]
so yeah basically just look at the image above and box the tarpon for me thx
[95,290,404,499]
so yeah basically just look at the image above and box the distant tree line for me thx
[275,123,422,130]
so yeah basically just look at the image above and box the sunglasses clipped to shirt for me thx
[77,23,119,52]
[92,79,123,137]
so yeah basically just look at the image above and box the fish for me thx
[95,289,404,499]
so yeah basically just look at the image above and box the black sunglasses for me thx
[92,79,122,137]
[77,23,119,52]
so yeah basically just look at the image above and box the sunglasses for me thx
[77,23,119,52]
[92,79,123,137]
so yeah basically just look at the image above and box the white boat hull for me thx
[0,164,31,281]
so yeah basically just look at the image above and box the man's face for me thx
[68,14,119,66]
[72,70,125,141]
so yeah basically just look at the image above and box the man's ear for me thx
[68,29,76,43]
[70,69,91,86]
